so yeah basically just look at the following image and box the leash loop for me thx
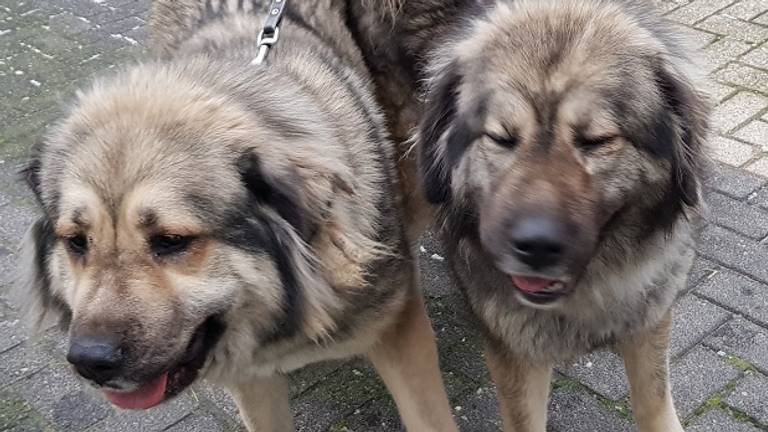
[251,0,287,65]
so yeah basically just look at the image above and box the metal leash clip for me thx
[251,0,287,65]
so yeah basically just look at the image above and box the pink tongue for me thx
[104,372,168,410]
[512,276,555,294]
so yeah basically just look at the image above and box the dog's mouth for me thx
[510,276,570,306]
[103,316,225,410]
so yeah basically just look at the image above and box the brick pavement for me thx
[0,0,767,430]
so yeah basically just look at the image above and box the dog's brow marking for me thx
[138,209,159,228]
[71,207,90,230]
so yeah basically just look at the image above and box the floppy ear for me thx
[236,152,315,240]
[417,61,467,203]
[654,61,709,210]
[14,153,71,330]
[19,155,44,205]
[15,216,72,331]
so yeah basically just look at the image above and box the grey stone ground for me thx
[0,0,767,430]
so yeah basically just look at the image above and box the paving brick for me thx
[666,0,735,25]
[734,119,768,149]
[0,245,16,288]
[715,64,768,93]
[671,295,731,356]
[561,351,627,401]
[0,201,36,247]
[703,162,767,198]
[703,79,736,102]
[420,234,454,297]
[656,1,681,14]
[100,15,144,35]
[698,224,768,283]
[93,392,198,432]
[0,341,52,389]
[712,93,768,133]
[164,411,230,432]
[13,365,109,431]
[670,345,740,418]
[741,43,768,69]
[703,38,755,71]
[687,409,763,431]
[0,314,26,354]
[697,268,768,326]
[697,14,768,43]
[745,157,768,177]
[672,24,719,48]
[687,257,721,288]
[333,396,402,432]
[724,373,768,424]
[747,186,768,209]
[0,161,33,201]
[704,191,768,238]
[47,11,95,36]
[723,0,768,21]
[709,135,756,165]
[548,387,633,432]
[89,4,148,27]
[0,390,53,432]
[455,386,502,432]
[705,318,768,373]
[43,0,110,18]
[193,382,243,426]
[292,363,389,431]
[755,11,768,26]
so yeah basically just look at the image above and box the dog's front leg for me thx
[486,343,552,432]
[367,290,459,432]
[227,374,293,432]
[619,311,684,432]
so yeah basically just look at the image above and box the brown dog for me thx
[347,0,710,430]
[14,1,458,430]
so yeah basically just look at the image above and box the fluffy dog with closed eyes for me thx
[346,0,710,430]
[13,1,459,430]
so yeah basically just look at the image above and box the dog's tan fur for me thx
[15,1,458,430]
[345,0,709,430]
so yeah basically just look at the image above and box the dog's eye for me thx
[577,136,614,152]
[66,234,88,256]
[487,133,519,149]
[150,235,192,257]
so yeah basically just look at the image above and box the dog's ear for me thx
[19,154,45,206]
[417,61,470,203]
[645,59,710,230]
[236,152,314,240]
[654,63,709,209]
[15,216,72,331]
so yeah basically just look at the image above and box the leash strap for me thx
[252,0,288,65]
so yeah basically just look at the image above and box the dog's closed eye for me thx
[575,135,616,152]
[487,133,519,149]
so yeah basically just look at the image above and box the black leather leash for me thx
[252,0,288,65]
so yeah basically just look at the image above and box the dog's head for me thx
[16,64,341,408]
[418,0,709,309]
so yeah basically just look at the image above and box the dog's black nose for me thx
[67,336,124,385]
[510,216,565,270]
